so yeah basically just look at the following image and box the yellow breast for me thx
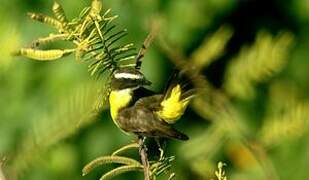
[109,89,133,127]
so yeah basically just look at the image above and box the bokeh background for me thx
[0,0,309,179]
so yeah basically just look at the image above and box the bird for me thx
[108,67,196,141]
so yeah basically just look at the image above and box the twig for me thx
[138,136,150,180]
[135,20,161,70]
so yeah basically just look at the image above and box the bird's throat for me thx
[109,89,133,123]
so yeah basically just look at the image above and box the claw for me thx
[159,147,164,161]
[155,138,165,161]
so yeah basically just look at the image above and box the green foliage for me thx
[160,25,308,180]
[1,0,309,180]
[190,26,233,70]
[82,143,176,180]
[99,165,142,180]
[15,0,137,77]
[259,81,309,147]
[82,155,143,176]
[224,31,294,99]
[7,80,109,177]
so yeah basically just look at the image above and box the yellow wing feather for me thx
[157,85,191,124]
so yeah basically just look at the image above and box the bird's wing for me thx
[134,88,193,124]
[133,70,197,124]
[117,106,188,140]
[134,94,163,111]
[132,87,156,102]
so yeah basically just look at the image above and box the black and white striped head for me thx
[111,68,152,90]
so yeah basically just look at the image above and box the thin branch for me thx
[135,20,161,70]
[138,136,151,180]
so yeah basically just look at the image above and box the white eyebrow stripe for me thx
[114,72,143,79]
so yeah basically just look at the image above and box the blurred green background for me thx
[0,0,309,179]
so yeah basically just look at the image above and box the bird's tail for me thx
[164,70,196,101]
[153,126,189,141]
[157,70,196,124]
[163,126,189,141]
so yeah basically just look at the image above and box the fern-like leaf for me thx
[27,12,62,30]
[52,1,68,24]
[150,156,175,178]
[111,143,139,156]
[14,48,74,61]
[16,0,137,78]
[100,165,143,180]
[259,81,309,147]
[190,26,233,70]
[224,31,294,99]
[85,17,136,77]
[8,81,109,176]
[82,156,142,176]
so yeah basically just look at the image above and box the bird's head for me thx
[111,68,152,91]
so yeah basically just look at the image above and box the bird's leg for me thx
[155,138,165,161]
[138,136,151,180]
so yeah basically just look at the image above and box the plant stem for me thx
[138,136,150,180]
[135,19,160,70]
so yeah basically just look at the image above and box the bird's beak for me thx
[142,78,152,86]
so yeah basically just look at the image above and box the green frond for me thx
[78,7,91,20]
[89,0,103,18]
[168,173,176,180]
[18,0,136,78]
[224,31,294,99]
[111,143,139,156]
[31,33,69,47]
[190,26,233,70]
[82,156,142,176]
[82,143,176,179]
[84,16,136,76]
[150,156,175,178]
[259,81,309,147]
[8,81,109,176]
[99,165,143,180]
[72,5,136,77]
[52,1,68,24]
[79,0,103,35]
[259,104,308,147]
[15,48,75,61]
[27,12,62,30]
